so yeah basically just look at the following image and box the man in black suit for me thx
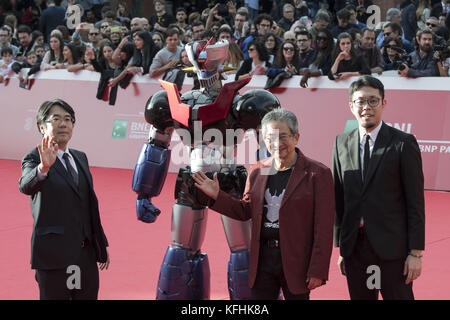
[18,99,110,300]
[332,76,425,300]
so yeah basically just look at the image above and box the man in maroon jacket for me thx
[194,108,335,300]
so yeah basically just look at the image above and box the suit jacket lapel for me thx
[280,149,308,210]
[52,157,81,197]
[347,129,363,188]
[362,123,392,192]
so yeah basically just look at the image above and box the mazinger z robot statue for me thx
[132,38,280,300]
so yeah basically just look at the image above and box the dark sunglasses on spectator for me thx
[89,32,99,36]
[248,47,256,51]
[384,32,391,37]
[101,25,109,28]
[283,47,295,51]
[426,22,437,27]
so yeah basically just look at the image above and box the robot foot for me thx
[156,246,210,300]
[228,250,252,300]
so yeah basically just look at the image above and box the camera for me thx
[434,44,450,61]
[215,0,229,16]
[384,44,412,71]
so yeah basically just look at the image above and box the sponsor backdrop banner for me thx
[1,71,449,190]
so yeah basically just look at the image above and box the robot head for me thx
[144,91,173,131]
[185,38,229,89]
[234,89,281,130]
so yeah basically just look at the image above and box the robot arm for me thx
[132,91,174,223]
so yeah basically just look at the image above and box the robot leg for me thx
[156,203,210,300]
[222,215,252,300]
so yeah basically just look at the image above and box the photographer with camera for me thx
[433,41,450,76]
[398,29,440,77]
[381,38,405,71]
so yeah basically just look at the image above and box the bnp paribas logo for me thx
[344,119,359,133]
[112,120,129,139]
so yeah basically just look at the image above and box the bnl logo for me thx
[112,120,129,139]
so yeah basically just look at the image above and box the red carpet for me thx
[1,159,449,300]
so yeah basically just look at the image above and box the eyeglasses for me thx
[45,116,74,125]
[297,39,308,42]
[259,24,271,28]
[283,47,295,51]
[426,22,437,27]
[101,25,109,29]
[264,133,295,142]
[352,97,381,108]
[384,32,391,37]
[89,32,99,36]
[248,47,256,51]
[0,34,8,37]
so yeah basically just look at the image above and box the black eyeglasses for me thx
[283,47,295,51]
[89,32,99,36]
[352,97,381,108]
[384,32,391,37]
[426,22,437,28]
[248,47,256,51]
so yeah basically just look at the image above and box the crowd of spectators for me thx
[1,0,450,100]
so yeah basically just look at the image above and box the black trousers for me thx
[344,228,414,300]
[251,245,310,300]
[35,243,99,300]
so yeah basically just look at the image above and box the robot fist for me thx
[136,196,161,223]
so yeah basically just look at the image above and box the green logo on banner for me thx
[344,119,358,133]
[112,120,128,139]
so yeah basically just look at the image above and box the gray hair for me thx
[283,3,294,12]
[386,8,401,21]
[261,109,298,135]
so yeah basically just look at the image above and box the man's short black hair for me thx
[295,29,312,40]
[36,99,76,133]
[314,12,330,23]
[166,27,180,38]
[192,20,205,28]
[254,13,273,27]
[17,24,32,35]
[337,8,351,21]
[384,22,403,36]
[176,8,186,14]
[1,47,13,56]
[349,76,385,101]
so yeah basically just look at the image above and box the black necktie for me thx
[363,134,371,181]
[62,153,78,186]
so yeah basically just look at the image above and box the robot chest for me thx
[160,80,242,129]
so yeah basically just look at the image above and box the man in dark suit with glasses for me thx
[19,99,110,300]
[332,76,425,300]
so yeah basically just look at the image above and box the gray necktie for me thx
[62,153,78,186]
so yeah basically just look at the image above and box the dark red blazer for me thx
[211,149,335,294]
